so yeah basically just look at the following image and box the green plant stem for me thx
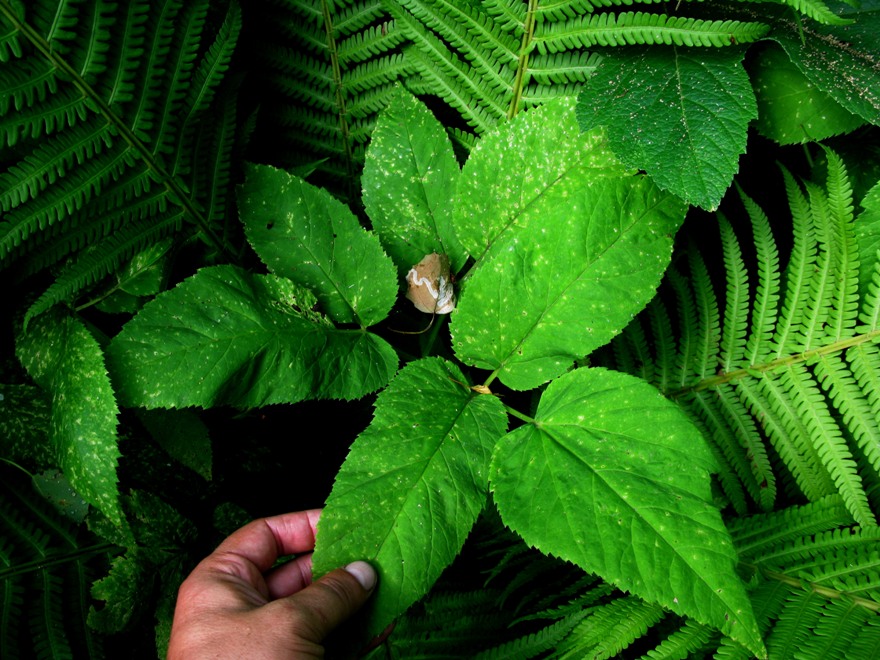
[671,330,880,396]
[504,403,535,425]
[507,0,539,120]
[0,0,235,262]
[752,563,880,613]
[0,543,121,581]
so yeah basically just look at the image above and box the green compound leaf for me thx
[576,46,756,211]
[451,175,685,391]
[453,97,628,266]
[491,367,765,658]
[362,86,467,275]
[752,44,865,145]
[16,310,123,525]
[239,164,397,328]
[313,357,508,639]
[856,179,880,301]
[107,265,397,408]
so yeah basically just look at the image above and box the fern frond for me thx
[25,209,184,324]
[522,50,601,85]
[0,0,241,314]
[719,214,751,371]
[473,612,588,660]
[642,619,715,659]
[729,495,852,558]
[556,596,666,659]
[739,189,782,365]
[532,13,769,53]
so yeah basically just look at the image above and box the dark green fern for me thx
[603,149,880,527]
[0,472,114,660]
[0,0,242,323]
[244,0,833,191]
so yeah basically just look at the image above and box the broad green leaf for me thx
[138,409,212,480]
[238,164,397,328]
[768,1,880,126]
[451,175,685,391]
[16,310,123,524]
[32,469,90,523]
[107,265,397,408]
[576,46,757,210]
[453,97,627,265]
[362,86,467,274]
[752,44,865,145]
[491,367,765,658]
[313,357,508,639]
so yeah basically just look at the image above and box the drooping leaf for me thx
[576,46,757,210]
[751,44,865,145]
[15,309,123,525]
[451,175,685,391]
[362,86,467,274]
[238,164,398,328]
[452,97,628,266]
[313,357,508,639]
[107,265,397,408]
[491,367,765,658]
[138,409,212,480]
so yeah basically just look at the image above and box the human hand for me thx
[167,509,376,659]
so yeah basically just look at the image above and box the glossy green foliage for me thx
[577,46,756,210]
[362,86,467,274]
[314,358,508,638]
[240,164,398,327]
[491,367,763,656]
[108,265,398,408]
[16,310,122,524]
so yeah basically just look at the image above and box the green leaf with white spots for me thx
[238,164,397,328]
[767,1,880,127]
[452,97,627,267]
[107,265,397,408]
[752,44,865,145]
[450,175,685,391]
[15,309,123,525]
[313,357,507,639]
[490,367,765,658]
[576,46,757,211]
[362,86,467,275]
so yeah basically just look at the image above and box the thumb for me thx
[285,561,377,643]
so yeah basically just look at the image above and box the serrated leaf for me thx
[15,310,123,525]
[768,2,880,126]
[313,357,508,639]
[752,44,865,145]
[362,86,467,274]
[576,46,756,210]
[491,367,764,658]
[453,97,627,265]
[107,265,397,408]
[90,550,153,633]
[451,175,684,391]
[238,164,397,328]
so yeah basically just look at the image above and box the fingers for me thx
[279,561,378,643]
[265,553,313,599]
[213,509,323,572]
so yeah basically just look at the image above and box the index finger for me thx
[213,509,322,572]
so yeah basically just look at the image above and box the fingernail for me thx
[345,561,377,591]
